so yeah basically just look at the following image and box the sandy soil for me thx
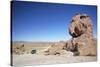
[12,42,97,66]
[12,54,97,66]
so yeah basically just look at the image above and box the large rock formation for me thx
[67,14,97,56]
[44,13,97,56]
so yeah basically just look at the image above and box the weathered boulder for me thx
[69,14,93,38]
[66,14,97,56]
[12,44,26,55]
[66,35,97,56]
[31,49,36,54]
[44,13,97,56]
[44,41,66,55]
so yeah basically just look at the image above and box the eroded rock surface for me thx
[45,13,97,56]
[44,41,67,55]
[67,14,97,56]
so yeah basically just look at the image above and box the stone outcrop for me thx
[44,13,97,56]
[12,44,26,55]
[44,41,67,55]
[67,14,97,56]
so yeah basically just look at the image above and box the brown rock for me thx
[44,41,66,55]
[66,14,97,56]
[69,14,93,38]
[13,44,26,55]
[44,13,97,56]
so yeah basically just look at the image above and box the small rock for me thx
[31,49,36,54]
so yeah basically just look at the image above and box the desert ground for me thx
[11,41,97,66]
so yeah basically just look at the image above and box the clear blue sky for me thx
[12,1,97,42]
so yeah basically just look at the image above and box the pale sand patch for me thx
[12,54,97,66]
